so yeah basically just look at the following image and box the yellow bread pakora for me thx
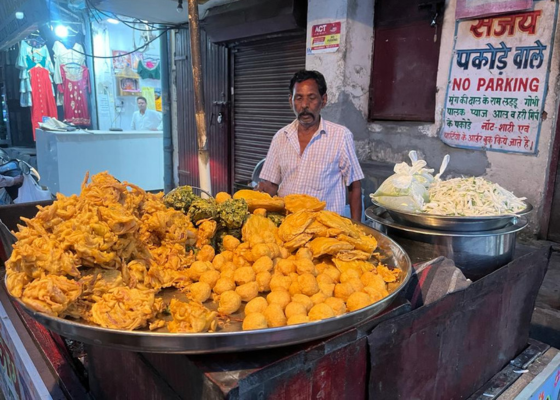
[167,299,217,333]
[316,210,363,238]
[233,190,285,213]
[278,211,316,242]
[284,194,326,213]
[308,237,354,258]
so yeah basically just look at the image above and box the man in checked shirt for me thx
[257,70,364,221]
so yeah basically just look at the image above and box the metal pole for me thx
[160,27,173,193]
[187,0,212,196]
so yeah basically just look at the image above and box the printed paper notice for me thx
[309,22,341,54]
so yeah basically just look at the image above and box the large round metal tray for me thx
[9,224,411,354]
[370,198,533,232]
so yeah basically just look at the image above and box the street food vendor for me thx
[257,69,364,220]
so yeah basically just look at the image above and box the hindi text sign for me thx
[440,1,557,155]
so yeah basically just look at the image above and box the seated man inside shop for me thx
[131,96,162,131]
[257,69,364,221]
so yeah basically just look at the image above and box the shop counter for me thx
[36,129,164,196]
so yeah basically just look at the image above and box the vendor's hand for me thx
[255,180,278,196]
[13,175,24,185]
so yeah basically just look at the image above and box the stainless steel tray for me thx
[365,206,527,280]
[370,198,533,232]
[10,225,411,354]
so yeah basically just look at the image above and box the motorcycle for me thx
[0,149,44,205]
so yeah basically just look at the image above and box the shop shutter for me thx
[232,33,306,189]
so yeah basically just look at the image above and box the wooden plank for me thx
[367,246,550,400]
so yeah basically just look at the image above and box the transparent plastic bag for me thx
[14,174,52,204]
[370,151,444,212]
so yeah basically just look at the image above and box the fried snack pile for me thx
[6,172,196,330]
[6,179,402,333]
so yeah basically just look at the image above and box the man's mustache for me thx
[298,112,314,118]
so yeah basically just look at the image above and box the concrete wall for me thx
[306,0,560,235]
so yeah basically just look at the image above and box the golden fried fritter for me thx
[90,287,162,330]
[284,194,326,213]
[167,299,217,333]
[21,275,82,316]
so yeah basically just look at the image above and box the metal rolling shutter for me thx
[232,33,306,188]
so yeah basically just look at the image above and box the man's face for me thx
[290,79,327,129]
[137,99,147,112]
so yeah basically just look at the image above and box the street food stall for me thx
[0,167,550,399]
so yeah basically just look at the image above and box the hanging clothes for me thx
[29,66,57,140]
[16,41,55,107]
[137,59,161,80]
[141,87,156,110]
[58,65,91,126]
[52,40,86,106]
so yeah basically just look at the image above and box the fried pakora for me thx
[90,287,163,330]
[284,194,326,213]
[233,190,285,213]
[167,299,217,333]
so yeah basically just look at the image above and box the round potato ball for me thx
[316,273,334,285]
[213,278,236,294]
[245,297,268,315]
[284,301,307,319]
[253,256,274,274]
[347,278,365,293]
[212,254,227,271]
[308,303,335,321]
[346,292,372,312]
[196,245,215,262]
[318,282,335,297]
[242,312,268,330]
[295,258,317,276]
[189,282,211,303]
[221,250,234,261]
[363,286,385,302]
[188,261,212,281]
[263,304,287,327]
[323,266,341,283]
[266,290,291,310]
[256,271,272,292]
[270,274,292,292]
[277,259,296,275]
[310,292,327,305]
[236,281,259,302]
[334,282,355,301]
[289,281,302,296]
[234,267,256,285]
[217,290,242,315]
[291,294,314,312]
[324,297,346,316]
[298,273,320,297]
[199,270,221,289]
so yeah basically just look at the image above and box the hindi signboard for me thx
[309,22,341,54]
[456,0,533,20]
[440,1,558,155]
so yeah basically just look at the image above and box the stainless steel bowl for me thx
[9,224,411,354]
[366,206,527,280]
[370,199,533,232]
